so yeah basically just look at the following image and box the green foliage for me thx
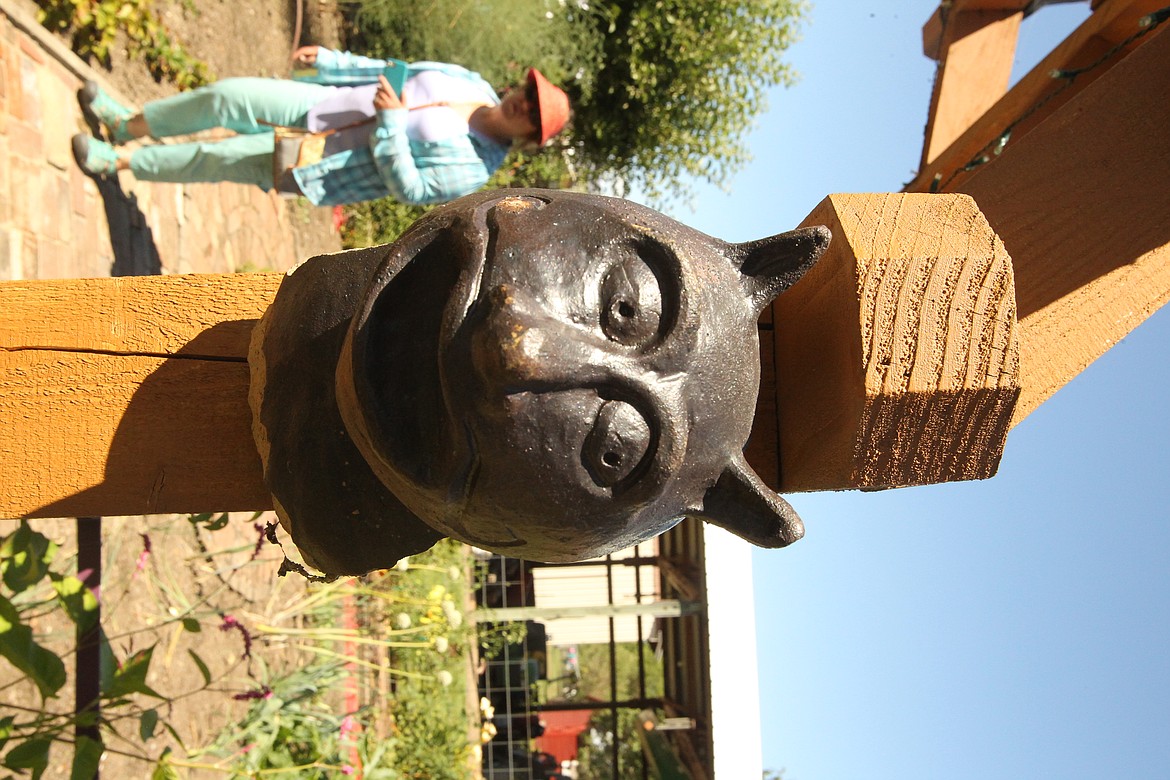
[344,0,600,91]
[70,735,103,780]
[341,196,433,249]
[567,0,808,202]
[0,524,68,701]
[0,593,67,700]
[36,0,212,88]
[1,521,476,779]
[0,523,99,774]
[198,539,474,778]
[573,642,665,779]
[382,678,471,780]
[574,641,663,701]
[204,661,356,778]
[0,522,59,594]
[104,645,165,700]
[577,707,646,780]
[341,0,806,207]
[4,737,51,779]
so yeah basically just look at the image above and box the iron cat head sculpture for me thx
[250,189,830,575]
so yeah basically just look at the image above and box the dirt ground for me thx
[0,2,365,777]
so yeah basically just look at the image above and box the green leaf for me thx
[98,631,118,693]
[140,709,159,740]
[3,738,50,779]
[0,522,58,593]
[187,649,211,686]
[0,594,67,700]
[151,747,180,780]
[69,735,103,780]
[105,645,164,700]
[189,512,229,531]
[0,715,13,753]
[49,574,99,633]
[162,723,187,752]
[180,618,201,633]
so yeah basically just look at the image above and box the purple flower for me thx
[219,614,254,659]
[232,686,272,701]
[134,533,152,574]
[250,523,267,561]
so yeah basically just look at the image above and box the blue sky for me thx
[645,3,1170,779]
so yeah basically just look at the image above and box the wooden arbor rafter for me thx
[913,0,1167,193]
[908,0,1170,423]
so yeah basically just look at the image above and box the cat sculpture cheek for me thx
[251,189,830,575]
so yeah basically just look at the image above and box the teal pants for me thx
[129,78,332,188]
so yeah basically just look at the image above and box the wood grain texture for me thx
[5,197,1026,514]
[920,8,1022,166]
[0,273,283,355]
[744,306,780,489]
[909,0,1164,192]
[959,23,1170,424]
[1,273,282,519]
[746,193,1019,492]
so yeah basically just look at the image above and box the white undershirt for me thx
[308,70,495,154]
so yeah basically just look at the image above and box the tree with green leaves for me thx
[563,0,809,202]
[338,0,809,244]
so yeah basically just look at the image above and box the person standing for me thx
[72,46,570,206]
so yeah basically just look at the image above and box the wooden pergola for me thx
[1,2,1167,779]
[0,0,1163,572]
[745,0,1169,496]
[3,0,1168,530]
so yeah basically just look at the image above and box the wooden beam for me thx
[745,193,1019,493]
[909,0,1166,192]
[6,197,1019,518]
[0,273,280,518]
[920,7,1023,167]
[924,2,1030,60]
[957,23,1170,424]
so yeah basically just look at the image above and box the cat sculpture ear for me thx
[735,225,832,315]
[693,454,805,548]
[688,224,831,548]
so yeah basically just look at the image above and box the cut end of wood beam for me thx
[748,193,1020,493]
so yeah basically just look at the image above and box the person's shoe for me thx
[78,80,134,143]
[72,134,121,177]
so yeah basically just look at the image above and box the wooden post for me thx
[0,273,281,518]
[910,0,1166,193]
[920,2,1023,169]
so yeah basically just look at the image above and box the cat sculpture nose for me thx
[470,283,619,390]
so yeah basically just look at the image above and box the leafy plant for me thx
[1,519,478,778]
[0,521,208,779]
[36,0,212,88]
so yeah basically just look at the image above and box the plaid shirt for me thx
[291,50,508,206]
